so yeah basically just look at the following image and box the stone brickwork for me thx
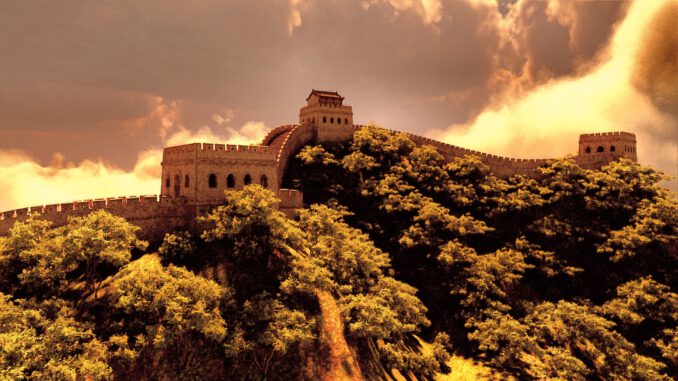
[0,196,194,243]
[0,89,638,242]
[299,90,354,143]
[160,142,278,205]
[578,132,637,164]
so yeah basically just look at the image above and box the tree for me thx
[0,217,70,297]
[525,301,670,381]
[158,231,196,264]
[107,255,228,380]
[0,294,111,381]
[283,126,678,380]
[62,210,147,299]
[294,204,444,378]
[200,185,306,297]
[233,294,316,380]
[199,185,304,262]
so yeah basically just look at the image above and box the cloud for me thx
[362,0,443,25]
[165,121,269,147]
[288,0,307,35]
[431,0,677,190]
[0,121,270,212]
[0,150,159,212]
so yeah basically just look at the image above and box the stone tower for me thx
[578,132,637,163]
[299,89,354,142]
[160,143,278,205]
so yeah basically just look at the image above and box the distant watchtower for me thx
[578,132,637,163]
[299,89,354,142]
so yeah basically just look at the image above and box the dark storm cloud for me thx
[0,0,634,188]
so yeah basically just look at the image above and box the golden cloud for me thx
[362,0,443,25]
[431,0,677,189]
[0,121,270,212]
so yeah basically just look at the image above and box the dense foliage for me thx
[0,125,675,380]
[284,125,677,380]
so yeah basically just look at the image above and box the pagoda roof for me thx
[306,89,344,101]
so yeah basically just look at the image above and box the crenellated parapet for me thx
[278,189,304,218]
[368,126,551,177]
[273,122,317,188]
[262,125,298,147]
[0,195,193,242]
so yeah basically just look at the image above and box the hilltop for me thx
[0,125,675,380]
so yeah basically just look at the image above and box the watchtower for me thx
[160,143,277,205]
[578,132,637,161]
[299,89,354,142]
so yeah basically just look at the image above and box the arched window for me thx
[208,174,217,188]
[330,117,334,124]
[244,174,252,185]
[227,174,235,188]
[610,145,616,152]
[184,174,190,188]
[323,116,327,123]
[596,146,604,153]
[165,176,171,188]
[260,175,268,188]
[585,147,591,154]
[174,174,181,197]
[344,118,348,124]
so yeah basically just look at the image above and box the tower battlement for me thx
[299,89,355,142]
[578,131,637,162]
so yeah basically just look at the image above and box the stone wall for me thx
[161,142,278,204]
[274,122,317,189]
[1,118,636,242]
[299,103,354,143]
[278,189,303,218]
[0,195,195,243]
[578,132,637,162]
[369,126,550,177]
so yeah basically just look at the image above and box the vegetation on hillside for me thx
[0,125,675,380]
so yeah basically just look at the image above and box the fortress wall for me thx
[162,144,199,200]
[579,131,636,139]
[575,152,624,169]
[578,132,637,161]
[0,196,195,243]
[162,142,279,203]
[263,125,297,146]
[198,143,276,160]
[278,189,303,218]
[275,123,317,188]
[371,127,551,177]
[163,143,277,163]
[195,158,278,204]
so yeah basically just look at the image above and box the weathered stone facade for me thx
[0,89,638,241]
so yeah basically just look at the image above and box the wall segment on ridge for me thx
[0,119,636,242]
[0,195,194,243]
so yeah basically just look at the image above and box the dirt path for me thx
[315,290,365,381]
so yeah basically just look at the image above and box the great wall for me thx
[0,90,638,242]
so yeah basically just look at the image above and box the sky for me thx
[0,0,676,210]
